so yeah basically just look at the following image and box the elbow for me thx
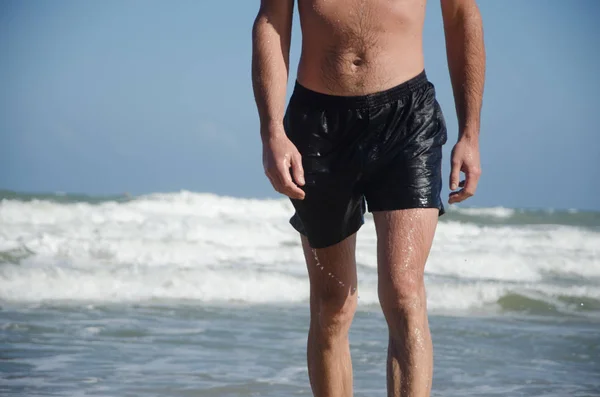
[252,13,265,40]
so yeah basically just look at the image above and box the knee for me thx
[312,288,357,338]
[379,272,426,318]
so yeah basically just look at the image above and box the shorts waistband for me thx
[291,70,429,109]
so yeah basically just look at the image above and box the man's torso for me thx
[296,0,427,96]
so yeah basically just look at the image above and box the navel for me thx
[352,57,364,67]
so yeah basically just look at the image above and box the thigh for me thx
[373,208,438,298]
[301,233,358,303]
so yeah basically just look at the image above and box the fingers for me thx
[291,152,305,187]
[267,155,305,200]
[448,166,481,204]
[464,166,481,196]
[449,159,461,191]
[448,189,467,204]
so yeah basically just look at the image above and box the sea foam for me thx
[1,192,598,314]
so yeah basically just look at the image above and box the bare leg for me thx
[373,209,438,397]
[301,234,358,397]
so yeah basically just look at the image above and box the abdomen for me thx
[297,0,427,95]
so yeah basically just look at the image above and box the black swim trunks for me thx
[283,70,447,249]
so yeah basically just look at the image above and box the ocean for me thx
[1,190,599,396]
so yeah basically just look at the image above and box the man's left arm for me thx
[441,0,486,204]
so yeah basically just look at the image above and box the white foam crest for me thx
[3,259,596,312]
[0,263,308,303]
[357,220,600,281]
[1,192,599,309]
[428,222,600,280]
[450,206,515,218]
[426,281,600,312]
[0,192,300,269]
[0,191,294,224]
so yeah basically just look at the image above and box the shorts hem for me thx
[289,214,365,249]
[367,201,446,216]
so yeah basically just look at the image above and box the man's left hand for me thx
[449,136,481,204]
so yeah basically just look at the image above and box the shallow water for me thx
[1,302,599,396]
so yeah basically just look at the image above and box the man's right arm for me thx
[252,0,293,140]
[252,0,305,199]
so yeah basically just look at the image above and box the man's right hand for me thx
[262,130,306,200]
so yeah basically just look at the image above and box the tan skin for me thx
[252,1,485,396]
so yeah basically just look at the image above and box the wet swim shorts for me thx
[283,70,447,249]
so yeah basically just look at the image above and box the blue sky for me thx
[1,0,599,210]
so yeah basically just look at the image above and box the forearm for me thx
[443,2,486,140]
[251,5,293,142]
